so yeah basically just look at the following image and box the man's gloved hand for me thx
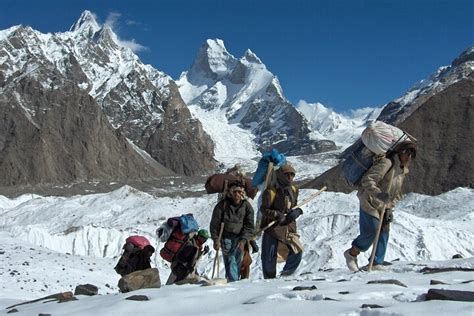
[383,209,393,225]
[274,211,287,225]
[202,245,210,255]
[285,208,303,223]
[213,240,220,251]
[376,192,391,203]
[249,239,259,253]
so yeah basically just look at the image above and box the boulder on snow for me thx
[361,304,383,309]
[118,268,161,293]
[367,279,407,288]
[293,285,317,291]
[430,280,450,285]
[425,289,474,302]
[420,267,474,274]
[125,295,149,301]
[452,254,463,259]
[74,283,98,296]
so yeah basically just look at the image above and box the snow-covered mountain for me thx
[0,11,216,180]
[379,46,474,125]
[177,39,337,157]
[296,100,382,149]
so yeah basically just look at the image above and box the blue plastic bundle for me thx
[251,149,286,187]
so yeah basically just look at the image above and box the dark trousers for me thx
[261,232,302,279]
[352,209,389,265]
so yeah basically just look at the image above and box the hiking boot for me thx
[360,264,388,272]
[344,249,359,272]
[280,270,294,277]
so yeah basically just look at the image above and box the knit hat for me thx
[197,229,210,239]
[280,163,296,175]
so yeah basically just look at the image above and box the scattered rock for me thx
[74,284,98,296]
[461,280,474,284]
[312,278,326,281]
[361,304,383,309]
[430,280,449,285]
[367,279,407,288]
[6,308,18,313]
[336,279,348,282]
[452,254,463,259]
[323,297,338,301]
[125,295,149,301]
[58,296,78,303]
[118,268,161,293]
[425,289,474,302]
[339,291,350,295]
[0,251,5,255]
[293,285,317,291]
[420,267,474,274]
[38,314,52,316]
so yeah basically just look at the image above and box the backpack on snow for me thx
[342,121,412,186]
[114,235,154,276]
[159,214,200,262]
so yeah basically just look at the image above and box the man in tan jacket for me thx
[260,163,303,278]
[344,141,417,272]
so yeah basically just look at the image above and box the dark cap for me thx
[395,141,417,159]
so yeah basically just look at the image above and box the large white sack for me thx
[361,121,409,155]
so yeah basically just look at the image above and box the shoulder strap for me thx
[268,188,277,206]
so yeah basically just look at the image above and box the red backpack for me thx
[160,230,188,262]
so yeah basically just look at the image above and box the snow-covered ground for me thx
[0,181,473,314]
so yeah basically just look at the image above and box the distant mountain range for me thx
[1,10,471,193]
[177,39,337,156]
[305,45,474,195]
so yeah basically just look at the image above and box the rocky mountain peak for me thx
[242,49,262,64]
[0,12,217,180]
[188,38,237,81]
[452,46,474,67]
[69,10,101,35]
[91,25,119,48]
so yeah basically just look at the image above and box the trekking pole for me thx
[211,222,224,279]
[367,174,394,272]
[255,186,327,235]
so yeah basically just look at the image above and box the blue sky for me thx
[1,0,472,112]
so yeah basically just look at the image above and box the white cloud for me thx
[117,38,148,53]
[104,12,121,30]
[104,11,148,53]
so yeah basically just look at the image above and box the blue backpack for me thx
[178,213,199,234]
[342,145,375,186]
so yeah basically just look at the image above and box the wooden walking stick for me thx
[211,222,225,279]
[367,173,394,272]
[255,186,327,235]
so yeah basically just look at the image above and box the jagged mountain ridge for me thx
[0,11,216,179]
[296,101,382,149]
[177,39,337,155]
[304,46,474,195]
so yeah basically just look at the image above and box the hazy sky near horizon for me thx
[1,0,473,112]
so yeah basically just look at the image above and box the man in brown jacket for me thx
[260,163,303,278]
[344,141,417,272]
